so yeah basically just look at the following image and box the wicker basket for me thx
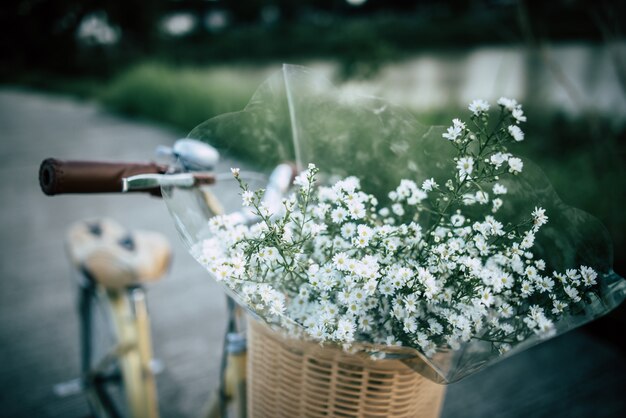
[247,318,446,418]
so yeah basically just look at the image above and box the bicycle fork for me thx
[55,278,160,418]
[204,297,247,418]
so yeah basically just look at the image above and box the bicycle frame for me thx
[41,144,295,418]
[79,272,158,418]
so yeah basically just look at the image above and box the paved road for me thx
[0,89,240,417]
[0,89,624,418]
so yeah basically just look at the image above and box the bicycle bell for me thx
[157,138,219,171]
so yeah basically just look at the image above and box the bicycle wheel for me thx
[80,283,159,418]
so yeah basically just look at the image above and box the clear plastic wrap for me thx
[163,65,626,383]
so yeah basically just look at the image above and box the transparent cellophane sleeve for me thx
[169,64,626,384]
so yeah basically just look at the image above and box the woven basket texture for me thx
[247,318,446,418]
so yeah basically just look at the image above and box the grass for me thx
[99,64,264,133]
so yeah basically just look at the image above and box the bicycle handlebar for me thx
[39,159,168,196]
[40,158,291,207]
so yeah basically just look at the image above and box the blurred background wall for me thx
[1,0,625,346]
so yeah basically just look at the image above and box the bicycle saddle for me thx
[66,218,171,289]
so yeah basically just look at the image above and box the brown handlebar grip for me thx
[39,159,167,195]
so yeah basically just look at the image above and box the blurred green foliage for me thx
[5,0,621,80]
[100,64,263,131]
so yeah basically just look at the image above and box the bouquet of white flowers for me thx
[174,65,625,384]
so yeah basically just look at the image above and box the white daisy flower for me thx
[468,99,490,116]
[493,183,507,195]
[508,125,525,142]
[340,222,356,239]
[580,266,598,286]
[330,207,348,224]
[532,207,548,229]
[422,178,437,191]
[241,190,254,207]
[442,124,463,141]
[492,198,503,213]
[497,97,518,111]
[475,190,489,204]
[564,285,581,302]
[490,152,510,168]
[507,157,524,174]
[392,203,405,217]
[451,213,465,227]
[457,156,474,180]
[512,107,527,123]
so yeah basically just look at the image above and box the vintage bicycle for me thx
[39,138,294,418]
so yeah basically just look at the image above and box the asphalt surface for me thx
[0,89,624,418]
